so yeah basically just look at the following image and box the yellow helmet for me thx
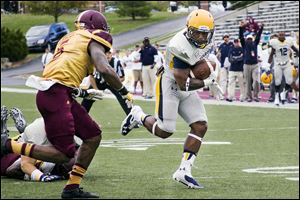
[261,72,273,84]
[292,67,297,78]
[186,9,215,49]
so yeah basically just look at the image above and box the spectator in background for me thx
[154,43,165,70]
[239,20,264,102]
[129,44,143,94]
[227,39,245,102]
[217,34,234,99]
[120,49,134,90]
[170,1,178,12]
[41,48,53,69]
[111,48,121,60]
[140,37,158,99]
[81,50,130,114]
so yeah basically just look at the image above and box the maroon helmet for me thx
[75,10,109,32]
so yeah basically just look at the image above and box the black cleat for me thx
[120,106,142,136]
[10,107,27,133]
[61,187,99,199]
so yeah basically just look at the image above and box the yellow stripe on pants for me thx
[155,75,162,116]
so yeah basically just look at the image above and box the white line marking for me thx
[243,166,299,174]
[96,126,299,134]
[158,176,227,180]
[119,147,149,151]
[1,87,37,94]
[285,177,299,181]
[99,138,231,150]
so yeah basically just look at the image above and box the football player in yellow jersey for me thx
[1,10,133,198]
[120,9,222,189]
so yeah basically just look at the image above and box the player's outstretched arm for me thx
[89,40,133,104]
[89,40,123,90]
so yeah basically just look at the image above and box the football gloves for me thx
[72,88,103,100]
[203,72,224,100]
[203,71,217,86]
[118,86,133,108]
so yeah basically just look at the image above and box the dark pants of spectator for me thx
[81,82,131,115]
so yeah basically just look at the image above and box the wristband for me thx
[118,86,129,95]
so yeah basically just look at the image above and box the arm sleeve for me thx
[239,27,245,47]
[228,49,234,63]
[235,52,244,62]
[255,26,263,45]
[173,56,191,69]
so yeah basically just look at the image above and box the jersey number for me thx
[52,38,70,60]
[279,47,288,56]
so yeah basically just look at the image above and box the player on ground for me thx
[120,9,223,189]
[267,31,299,106]
[1,10,133,198]
[1,106,73,182]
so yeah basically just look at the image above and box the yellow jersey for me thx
[43,29,112,88]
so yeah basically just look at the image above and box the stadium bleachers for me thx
[214,1,299,44]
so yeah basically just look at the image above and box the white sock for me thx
[132,107,146,125]
[179,152,196,172]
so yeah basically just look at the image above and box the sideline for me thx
[1,87,299,110]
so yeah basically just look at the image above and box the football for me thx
[190,59,216,80]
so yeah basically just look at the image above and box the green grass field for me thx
[1,91,299,199]
[1,12,185,35]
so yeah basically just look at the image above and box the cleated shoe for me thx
[280,90,286,105]
[1,106,10,135]
[1,130,10,156]
[120,106,143,136]
[10,107,27,133]
[61,187,99,199]
[172,167,204,189]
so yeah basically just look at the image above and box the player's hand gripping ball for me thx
[190,59,216,80]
